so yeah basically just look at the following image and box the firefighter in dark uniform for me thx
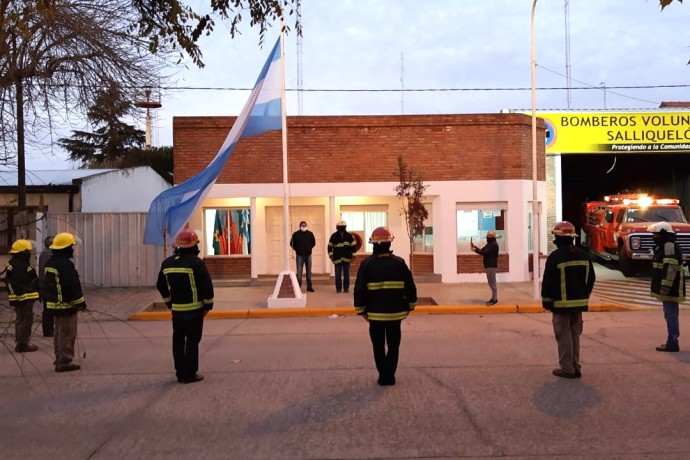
[541,221,595,379]
[157,229,214,384]
[354,227,417,386]
[328,220,357,293]
[44,232,87,372]
[5,239,40,353]
[648,222,685,352]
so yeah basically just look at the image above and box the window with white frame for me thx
[341,206,387,253]
[456,205,507,253]
[203,208,251,256]
[412,205,433,253]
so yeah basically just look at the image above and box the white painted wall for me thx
[80,167,171,212]
[190,179,548,283]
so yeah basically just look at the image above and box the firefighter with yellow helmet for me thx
[354,227,417,386]
[44,232,87,372]
[5,239,40,353]
[157,229,214,384]
[541,221,595,379]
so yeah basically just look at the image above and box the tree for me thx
[59,83,173,182]
[59,83,147,166]
[660,0,682,9]
[130,0,302,67]
[0,0,169,209]
[394,154,429,273]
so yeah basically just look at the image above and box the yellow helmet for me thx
[9,239,33,253]
[50,232,77,250]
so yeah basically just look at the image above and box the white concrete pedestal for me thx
[267,271,307,308]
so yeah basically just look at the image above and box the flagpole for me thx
[280,25,290,272]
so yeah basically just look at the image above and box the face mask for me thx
[300,226,307,231]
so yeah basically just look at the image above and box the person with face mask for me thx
[44,232,87,372]
[5,239,40,353]
[470,230,500,306]
[541,221,595,379]
[157,229,214,384]
[289,221,316,292]
[648,222,685,353]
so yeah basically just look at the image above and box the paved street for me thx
[3,310,690,459]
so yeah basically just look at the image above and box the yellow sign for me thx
[537,111,690,154]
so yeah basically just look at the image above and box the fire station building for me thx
[173,113,548,283]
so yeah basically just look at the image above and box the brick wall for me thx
[411,253,434,274]
[204,257,251,277]
[456,254,510,274]
[173,114,546,184]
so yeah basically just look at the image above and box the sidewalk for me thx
[72,279,626,322]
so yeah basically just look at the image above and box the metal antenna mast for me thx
[400,52,405,115]
[296,0,303,115]
[564,0,572,108]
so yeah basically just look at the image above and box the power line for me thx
[156,83,690,92]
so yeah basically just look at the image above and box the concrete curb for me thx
[127,302,631,321]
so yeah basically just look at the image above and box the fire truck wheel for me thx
[618,246,638,277]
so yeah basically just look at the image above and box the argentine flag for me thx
[144,38,282,246]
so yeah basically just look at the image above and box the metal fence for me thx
[49,212,165,287]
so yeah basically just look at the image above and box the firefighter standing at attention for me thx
[328,220,357,293]
[44,232,87,372]
[648,222,685,353]
[354,227,417,386]
[157,229,214,384]
[5,239,40,353]
[541,221,595,379]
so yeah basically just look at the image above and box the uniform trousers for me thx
[14,300,35,345]
[172,310,205,381]
[334,262,351,292]
[552,311,583,373]
[662,300,680,347]
[53,311,78,367]
[369,320,402,381]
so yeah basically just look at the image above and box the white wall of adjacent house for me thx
[194,178,548,283]
[80,167,171,212]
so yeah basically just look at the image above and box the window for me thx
[456,207,507,253]
[341,209,387,253]
[413,226,434,253]
[203,208,251,256]
[411,204,433,253]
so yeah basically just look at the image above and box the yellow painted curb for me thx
[247,308,356,318]
[415,305,517,314]
[127,302,633,321]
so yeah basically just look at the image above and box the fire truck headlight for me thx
[631,237,641,250]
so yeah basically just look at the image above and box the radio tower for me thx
[296,0,303,115]
[564,0,572,108]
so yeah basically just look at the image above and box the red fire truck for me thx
[581,193,690,276]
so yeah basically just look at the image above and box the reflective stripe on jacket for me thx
[5,254,39,306]
[328,231,357,264]
[44,254,86,312]
[541,245,595,313]
[650,241,685,302]
[157,252,214,313]
[354,251,417,321]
